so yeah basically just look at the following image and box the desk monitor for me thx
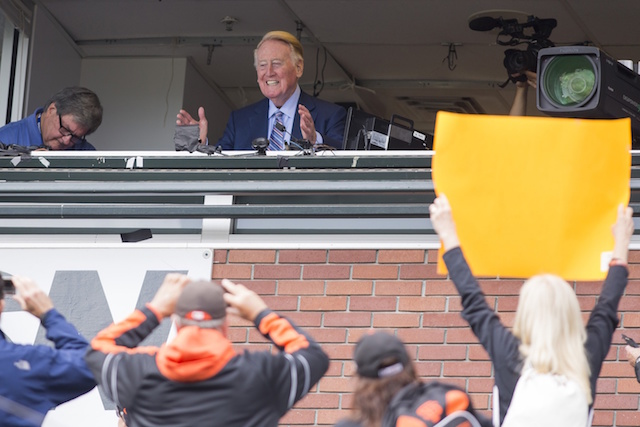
[342,107,432,150]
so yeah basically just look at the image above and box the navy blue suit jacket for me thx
[216,92,347,150]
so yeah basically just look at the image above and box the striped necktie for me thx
[268,111,285,151]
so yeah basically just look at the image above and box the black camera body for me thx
[1,273,15,295]
[498,16,556,78]
[469,15,556,82]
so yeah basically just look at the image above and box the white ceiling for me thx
[34,0,640,134]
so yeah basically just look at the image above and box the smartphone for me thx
[2,276,15,295]
[622,334,639,348]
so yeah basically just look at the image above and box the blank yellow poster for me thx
[432,111,631,281]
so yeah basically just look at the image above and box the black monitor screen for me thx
[341,108,378,150]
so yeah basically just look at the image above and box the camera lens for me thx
[542,55,597,107]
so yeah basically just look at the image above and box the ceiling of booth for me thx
[33,0,640,135]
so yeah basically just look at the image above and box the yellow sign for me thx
[432,112,631,280]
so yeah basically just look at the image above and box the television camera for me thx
[469,14,557,85]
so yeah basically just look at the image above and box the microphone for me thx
[468,16,501,32]
[274,122,313,150]
[251,137,269,155]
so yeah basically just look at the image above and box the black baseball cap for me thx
[354,331,410,378]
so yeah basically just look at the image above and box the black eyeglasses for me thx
[58,114,86,145]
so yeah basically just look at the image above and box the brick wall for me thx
[212,248,640,426]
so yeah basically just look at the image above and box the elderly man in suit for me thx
[177,30,346,150]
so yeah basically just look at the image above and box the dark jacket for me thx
[443,246,628,425]
[0,308,96,426]
[85,304,329,427]
[217,91,346,150]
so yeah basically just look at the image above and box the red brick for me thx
[468,378,495,393]
[624,280,640,295]
[317,409,349,425]
[253,264,301,279]
[592,394,638,409]
[248,329,272,343]
[469,394,490,411]
[378,249,426,263]
[448,296,462,312]
[352,265,398,279]
[446,329,481,344]
[478,280,523,295]
[326,280,373,295]
[242,280,276,295]
[279,249,327,263]
[228,249,276,263]
[577,296,596,311]
[414,361,443,376]
[616,410,640,426]
[595,377,616,393]
[323,312,372,327]
[397,328,445,344]
[628,250,640,263]
[304,328,347,343]
[260,295,298,311]
[318,377,352,392]
[468,345,490,361]
[349,296,396,311]
[232,343,271,353]
[600,361,633,377]
[425,280,458,295]
[279,408,316,424]
[400,264,440,279]
[496,296,519,312]
[591,411,614,427]
[417,344,466,360]
[372,313,421,328]
[300,296,347,311]
[443,361,492,377]
[278,280,325,295]
[422,313,470,328]
[321,344,355,359]
[629,264,640,278]
[211,264,252,279]
[622,313,640,327]
[328,249,377,263]
[284,311,322,327]
[212,249,227,263]
[575,281,602,295]
[619,296,640,311]
[294,393,340,409]
[326,361,345,376]
[398,296,446,312]
[346,328,396,344]
[427,249,440,264]
[226,316,253,327]
[227,328,247,343]
[618,378,640,393]
[303,265,351,279]
[375,280,422,296]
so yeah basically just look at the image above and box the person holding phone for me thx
[623,334,640,382]
[0,275,96,426]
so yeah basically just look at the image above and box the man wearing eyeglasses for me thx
[0,86,103,150]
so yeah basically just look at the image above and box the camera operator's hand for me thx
[11,276,54,320]
[512,71,537,89]
[221,279,268,322]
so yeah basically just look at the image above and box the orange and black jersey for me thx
[85,305,329,427]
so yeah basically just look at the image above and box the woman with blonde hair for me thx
[429,194,633,426]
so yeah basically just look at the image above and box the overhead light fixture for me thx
[221,16,238,32]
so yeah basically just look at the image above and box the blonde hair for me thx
[513,274,592,404]
[254,31,304,68]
